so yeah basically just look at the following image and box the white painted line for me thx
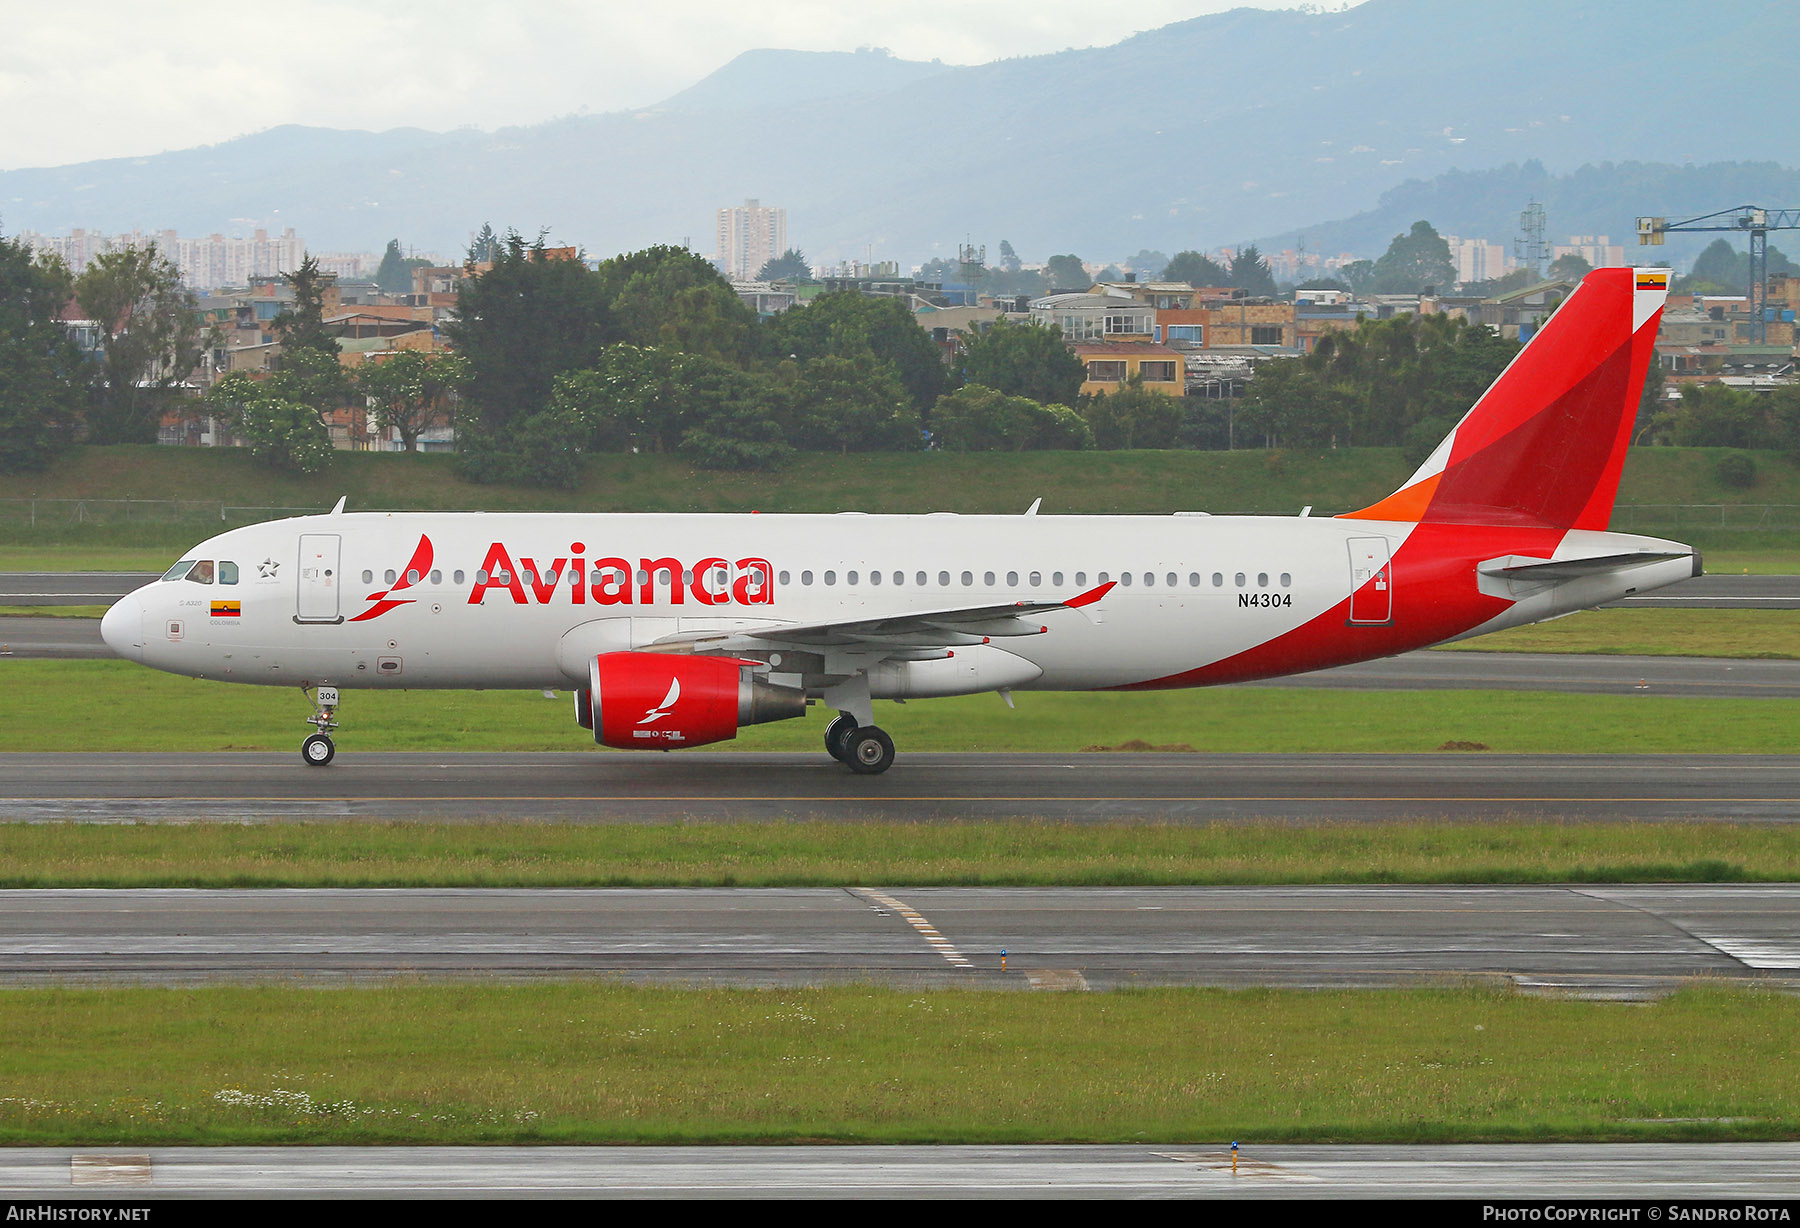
[854,889,975,970]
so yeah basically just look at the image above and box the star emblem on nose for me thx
[258,558,280,579]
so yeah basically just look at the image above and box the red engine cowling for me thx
[578,652,806,749]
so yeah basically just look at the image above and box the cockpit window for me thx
[162,559,197,582]
[184,560,215,585]
[218,561,239,585]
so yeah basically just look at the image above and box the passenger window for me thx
[938,572,949,586]
[362,570,373,584]
[892,572,903,586]
[1120,572,1132,586]
[869,571,881,586]
[162,559,197,582]
[476,569,489,584]
[1258,573,1268,587]
[454,571,465,585]
[1144,573,1154,587]
[1029,572,1041,586]
[219,562,239,585]
[1052,572,1064,586]
[185,560,215,585]
[1213,573,1223,587]
[847,571,858,585]
[635,570,648,585]
[801,570,813,585]
[407,569,421,585]
[681,569,693,584]
[1007,571,1019,586]
[824,571,836,586]
[1188,573,1200,587]
[915,572,926,586]
[1167,573,1177,588]
[983,571,995,586]
[1235,573,1246,587]
[1075,572,1087,586]
[384,569,397,585]
[779,570,791,585]
[961,571,973,586]
[1280,573,1291,587]
[1098,572,1110,584]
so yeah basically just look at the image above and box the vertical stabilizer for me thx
[1341,267,1668,529]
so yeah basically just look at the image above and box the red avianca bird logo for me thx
[350,534,433,622]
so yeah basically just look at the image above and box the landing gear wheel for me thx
[824,713,858,763]
[844,726,895,775]
[301,733,336,767]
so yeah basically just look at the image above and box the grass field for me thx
[0,819,1792,888]
[4,445,1799,568]
[1434,608,1800,658]
[2,660,1795,753]
[0,983,1789,1145]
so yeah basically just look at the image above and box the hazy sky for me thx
[0,1,1363,170]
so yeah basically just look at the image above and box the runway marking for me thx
[1155,1152,1321,1182]
[853,889,973,969]
[1026,969,1089,991]
[70,1155,152,1186]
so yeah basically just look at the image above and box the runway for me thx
[2,1143,1796,1198]
[1,884,1794,995]
[5,750,1799,821]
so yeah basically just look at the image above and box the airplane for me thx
[100,266,1696,774]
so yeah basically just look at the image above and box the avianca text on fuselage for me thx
[466,542,775,608]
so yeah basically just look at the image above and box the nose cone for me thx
[101,593,144,662]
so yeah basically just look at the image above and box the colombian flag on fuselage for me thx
[210,601,240,618]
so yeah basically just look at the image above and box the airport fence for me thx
[2,498,1797,532]
[1610,504,1800,531]
[0,499,329,528]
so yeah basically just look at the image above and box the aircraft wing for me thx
[646,581,1116,658]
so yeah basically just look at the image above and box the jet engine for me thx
[574,652,807,749]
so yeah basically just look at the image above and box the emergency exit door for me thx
[296,533,343,623]
[1347,536,1392,625]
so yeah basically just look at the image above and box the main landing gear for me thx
[824,711,895,775]
[300,684,339,767]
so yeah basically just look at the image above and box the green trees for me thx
[1082,381,1184,450]
[1546,253,1593,282]
[1238,312,1520,457]
[271,254,339,357]
[73,242,210,444]
[356,350,468,451]
[1043,254,1089,289]
[447,233,613,461]
[959,318,1086,406]
[1227,246,1279,298]
[756,249,812,282]
[763,290,946,410]
[1369,221,1457,294]
[595,244,757,363]
[0,234,85,473]
[373,239,431,295]
[1163,251,1230,288]
[930,385,1091,451]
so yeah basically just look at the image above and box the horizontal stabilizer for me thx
[1478,551,1690,581]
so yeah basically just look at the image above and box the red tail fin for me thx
[1341,267,1668,530]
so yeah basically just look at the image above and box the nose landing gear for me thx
[300,684,339,767]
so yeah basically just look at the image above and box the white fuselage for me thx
[101,510,1698,697]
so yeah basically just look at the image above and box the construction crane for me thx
[1637,206,1800,342]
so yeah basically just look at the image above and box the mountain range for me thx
[3,0,1797,269]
